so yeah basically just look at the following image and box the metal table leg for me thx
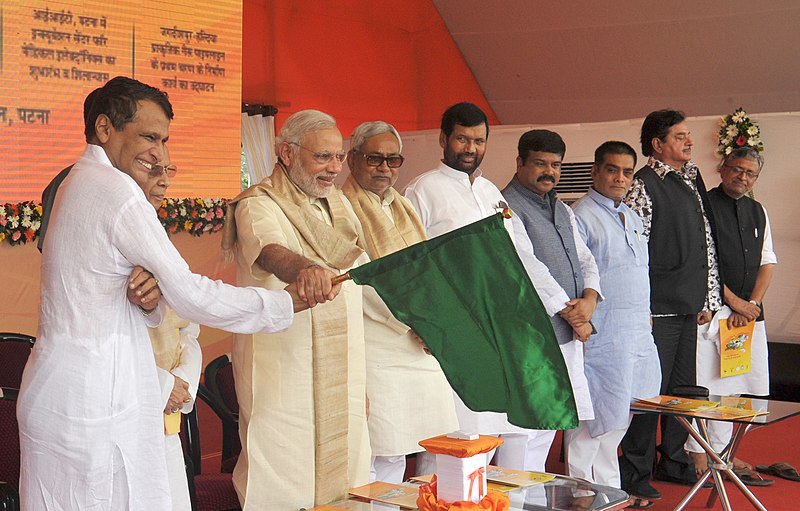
[673,416,767,511]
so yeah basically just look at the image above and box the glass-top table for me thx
[308,473,631,511]
[631,395,800,511]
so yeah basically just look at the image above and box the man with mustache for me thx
[619,110,722,501]
[501,129,599,473]
[222,109,371,509]
[405,104,585,474]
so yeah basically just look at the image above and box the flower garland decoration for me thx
[717,107,764,156]
[158,197,228,237]
[0,202,42,246]
[1,197,228,246]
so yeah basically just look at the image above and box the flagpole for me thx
[331,272,351,285]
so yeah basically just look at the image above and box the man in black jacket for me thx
[620,110,722,500]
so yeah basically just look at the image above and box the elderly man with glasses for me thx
[685,146,777,485]
[222,109,371,510]
[341,121,458,484]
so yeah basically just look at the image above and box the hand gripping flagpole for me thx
[329,208,513,286]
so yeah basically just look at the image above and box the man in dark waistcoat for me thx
[620,110,722,500]
[501,129,601,474]
[685,146,777,484]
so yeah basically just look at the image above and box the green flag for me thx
[349,213,578,430]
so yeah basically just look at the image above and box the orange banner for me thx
[0,0,242,201]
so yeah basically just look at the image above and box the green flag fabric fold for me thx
[349,213,578,430]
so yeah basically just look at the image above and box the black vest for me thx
[637,165,710,314]
[707,186,766,318]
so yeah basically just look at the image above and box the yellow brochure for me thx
[485,465,556,487]
[164,411,181,435]
[719,319,755,377]
[348,482,419,509]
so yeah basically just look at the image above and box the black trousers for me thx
[620,314,698,489]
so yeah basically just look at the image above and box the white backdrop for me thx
[379,112,799,343]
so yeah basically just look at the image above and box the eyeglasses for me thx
[290,143,347,165]
[148,163,178,178]
[723,165,759,180]
[359,152,405,169]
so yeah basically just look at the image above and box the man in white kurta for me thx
[342,121,458,483]
[223,110,370,510]
[18,77,296,511]
[404,103,593,474]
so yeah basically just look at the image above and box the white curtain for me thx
[241,112,276,185]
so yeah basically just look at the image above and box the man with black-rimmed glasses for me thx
[342,121,458,483]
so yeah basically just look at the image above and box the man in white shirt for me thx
[405,102,590,473]
[17,76,308,511]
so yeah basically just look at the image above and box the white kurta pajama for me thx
[343,182,459,483]
[230,186,371,510]
[19,145,293,511]
[404,162,594,472]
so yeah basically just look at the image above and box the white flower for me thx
[748,136,761,147]
[10,215,19,229]
[31,220,41,231]
[726,125,738,137]
[725,147,733,155]
[747,126,758,136]
[179,207,187,216]
[23,205,32,216]
[732,111,746,123]
[0,206,5,216]
[21,216,32,228]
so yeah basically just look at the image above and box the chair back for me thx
[180,405,241,511]
[199,355,240,471]
[0,388,20,493]
[0,334,34,389]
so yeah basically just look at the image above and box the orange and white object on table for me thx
[416,433,510,510]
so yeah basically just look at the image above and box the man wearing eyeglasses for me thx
[685,146,776,485]
[222,109,371,509]
[18,76,303,511]
[341,121,458,483]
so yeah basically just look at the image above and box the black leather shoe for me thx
[622,482,661,500]
[654,469,713,488]
[654,469,695,486]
